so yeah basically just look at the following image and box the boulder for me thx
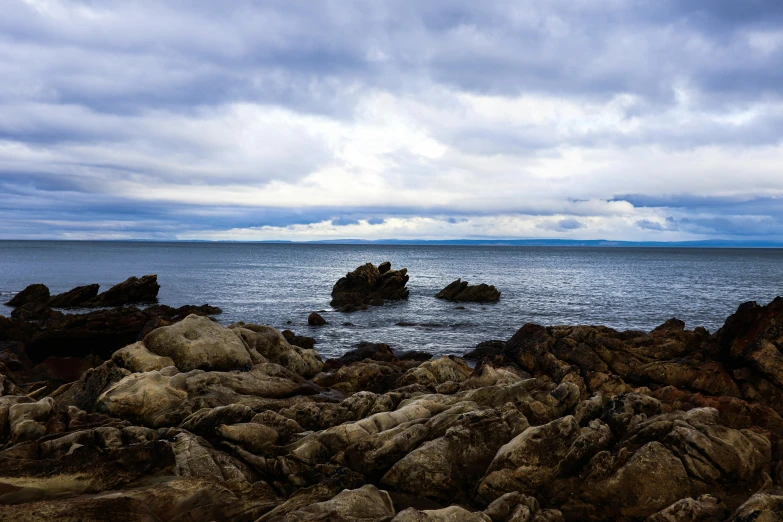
[331,262,409,311]
[144,314,253,372]
[5,284,50,307]
[435,279,501,302]
[232,324,324,378]
[111,341,176,373]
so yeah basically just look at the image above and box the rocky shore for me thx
[2,271,783,520]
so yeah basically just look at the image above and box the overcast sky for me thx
[1,0,782,241]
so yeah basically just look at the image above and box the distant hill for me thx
[296,238,783,248]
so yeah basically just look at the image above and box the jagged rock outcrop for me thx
[331,262,409,312]
[6,276,161,310]
[48,284,100,308]
[86,275,161,307]
[2,296,783,520]
[435,279,501,302]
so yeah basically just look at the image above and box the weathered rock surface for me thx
[331,262,409,311]
[2,295,783,521]
[144,314,253,371]
[435,279,501,302]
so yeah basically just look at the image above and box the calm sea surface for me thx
[1,241,782,359]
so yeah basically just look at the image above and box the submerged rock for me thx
[435,279,501,302]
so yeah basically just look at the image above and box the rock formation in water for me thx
[435,279,501,302]
[5,275,161,310]
[308,312,327,326]
[330,261,409,312]
[3,294,783,520]
[4,284,50,307]
[48,284,100,308]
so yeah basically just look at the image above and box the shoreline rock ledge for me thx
[436,279,501,302]
[330,261,409,312]
[3,296,783,519]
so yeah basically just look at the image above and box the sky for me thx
[1,0,782,242]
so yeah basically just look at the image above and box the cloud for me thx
[1,1,782,240]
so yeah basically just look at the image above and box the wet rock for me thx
[464,340,507,362]
[331,262,409,310]
[48,284,100,308]
[308,312,327,326]
[87,275,160,307]
[5,284,50,308]
[282,330,317,351]
[326,342,398,369]
[435,279,501,302]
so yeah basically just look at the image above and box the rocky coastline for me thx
[2,268,783,520]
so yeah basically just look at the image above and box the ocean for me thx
[1,241,781,359]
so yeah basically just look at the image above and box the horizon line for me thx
[2,238,783,248]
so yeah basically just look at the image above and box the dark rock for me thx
[335,303,368,313]
[282,330,316,350]
[331,262,409,311]
[48,284,100,308]
[464,340,507,361]
[378,261,392,274]
[398,350,433,362]
[308,312,327,326]
[5,284,50,307]
[325,342,397,370]
[435,279,501,302]
[4,295,783,519]
[86,275,160,307]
